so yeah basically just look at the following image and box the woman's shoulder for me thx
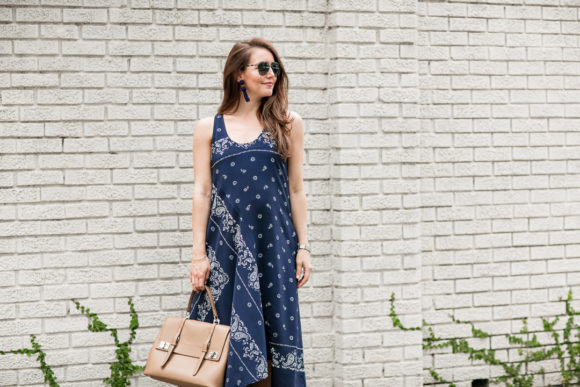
[193,115,215,140]
[285,110,302,132]
[286,110,303,133]
[197,115,216,127]
[287,110,301,122]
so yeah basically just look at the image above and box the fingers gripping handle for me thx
[186,285,220,324]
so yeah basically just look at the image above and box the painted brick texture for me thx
[2,0,579,386]
[418,1,580,386]
[0,2,338,387]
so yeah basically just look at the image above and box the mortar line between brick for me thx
[323,0,337,385]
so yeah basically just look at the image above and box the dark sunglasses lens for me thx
[257,62,269,75]
[258,62,280,76]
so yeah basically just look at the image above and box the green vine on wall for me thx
[71,296,145,386]
[389,290,580,386]
[0,334,59,387]
[0,297,144,387]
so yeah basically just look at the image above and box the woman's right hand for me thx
[190,254,210,292]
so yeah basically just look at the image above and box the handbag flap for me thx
[155,316,230,361]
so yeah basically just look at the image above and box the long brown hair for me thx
[217,37,294,160]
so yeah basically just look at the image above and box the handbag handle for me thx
[186,285,220,324]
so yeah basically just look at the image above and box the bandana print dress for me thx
[188,113,307,387]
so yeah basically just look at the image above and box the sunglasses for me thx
[246,61,281,77]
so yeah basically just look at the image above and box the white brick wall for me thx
[0,2,338,386]
[419,1,580,386]
[2,0,579,386]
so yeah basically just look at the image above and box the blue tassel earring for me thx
[239,80,250,102]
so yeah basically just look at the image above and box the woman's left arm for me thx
[287,111,313,289]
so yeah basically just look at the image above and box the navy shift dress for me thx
[188,113,307,387]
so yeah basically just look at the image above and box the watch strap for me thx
[298,244,311,253]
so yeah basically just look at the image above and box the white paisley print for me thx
[270,344,304,372]
[230,307,269,380]
[211,129,277,158]
[189,114,306,387]
[194,245,230,321]
[210,184,260,291]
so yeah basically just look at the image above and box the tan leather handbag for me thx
[144,285,230,387]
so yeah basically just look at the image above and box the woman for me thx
[188,37,312,387]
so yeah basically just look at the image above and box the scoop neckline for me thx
[221,114,266,146]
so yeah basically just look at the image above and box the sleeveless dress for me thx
[188,113,307,387]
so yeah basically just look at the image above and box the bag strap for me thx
[160,313,220,370]
[187,285,220,324]
[192,322,218,376]
[160,316,187,368]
